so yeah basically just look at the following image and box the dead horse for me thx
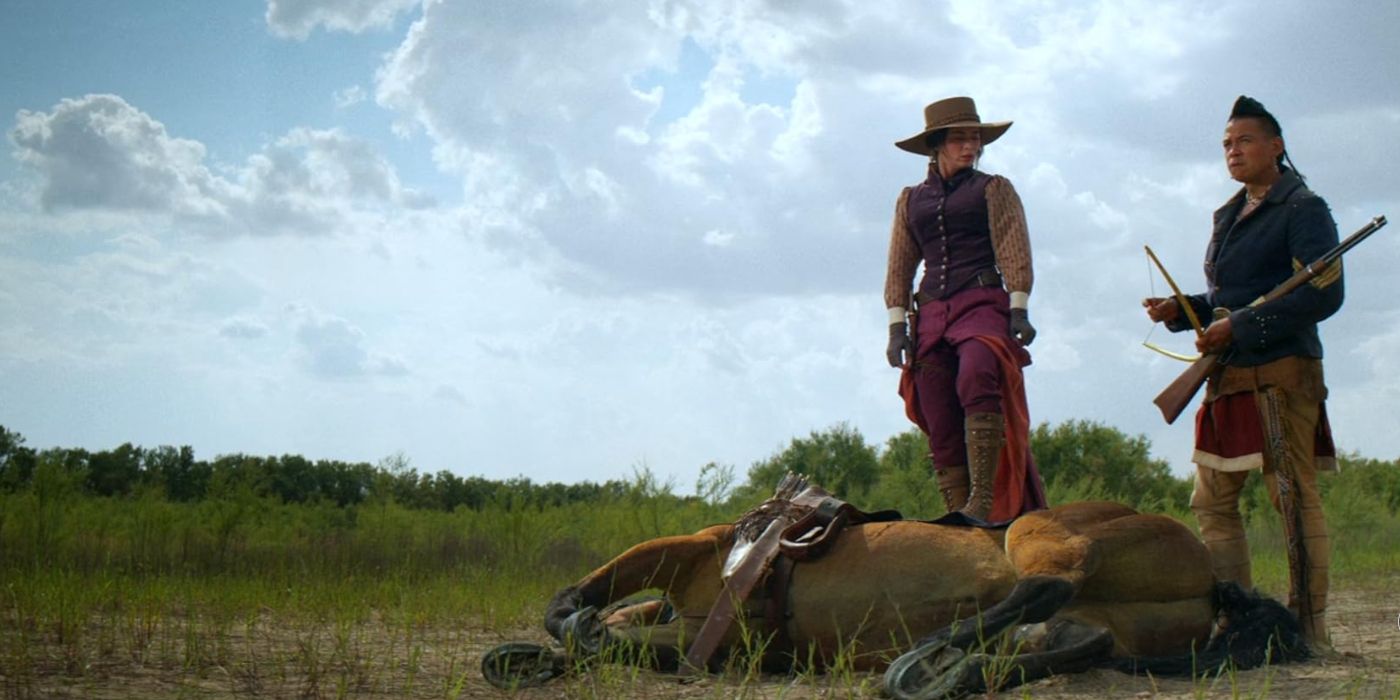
[484,499,1307,697]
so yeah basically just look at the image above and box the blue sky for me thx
[0,2,443,196]
[3,0,1399,491]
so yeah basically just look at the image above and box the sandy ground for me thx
[6,586,1398,699]
[482,584,1400,699]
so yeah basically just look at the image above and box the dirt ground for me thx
[483,585,1400,699]
[7,586,1399,699]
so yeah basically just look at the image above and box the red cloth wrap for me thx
[1194,393,1337,468]
[899,334,1047,521]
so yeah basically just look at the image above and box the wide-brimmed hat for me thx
[894,96,1012,156]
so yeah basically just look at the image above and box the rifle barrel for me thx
[1255,215,1388,308]
[1322,215,1386,265]
[1153,214,1387,424]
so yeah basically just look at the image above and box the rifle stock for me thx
[1153,352,1220,424]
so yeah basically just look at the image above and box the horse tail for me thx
[1112,581,1310,677]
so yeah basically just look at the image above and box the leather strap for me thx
[780,498,851,562]
[684,517,788,671]
[764,555,796,661]
[685,488,902,671]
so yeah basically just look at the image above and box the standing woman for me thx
[884,96,1046,521]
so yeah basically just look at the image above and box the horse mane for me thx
[732,473,818,543]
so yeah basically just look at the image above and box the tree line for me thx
[0,425,632,511]
[3,421,1398,518]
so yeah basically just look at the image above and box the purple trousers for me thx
[912,287,1016,467]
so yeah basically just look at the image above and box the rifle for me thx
[1153,215,1388,424]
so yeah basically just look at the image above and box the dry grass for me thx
[3,574,1398,699]
[3,469,1398,699]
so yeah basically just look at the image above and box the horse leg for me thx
[886,617,1113,700]
[483,600,687,689]
[592,600,687,671]
[918,502,1119,652]
[884,506,1098,700]
[916,574,1077,650]
[544,525,730,650]
[996,620,1115,686]
[882,575,1076,699]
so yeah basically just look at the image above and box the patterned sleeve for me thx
[883,187,920,318]
[986,176,1033,297]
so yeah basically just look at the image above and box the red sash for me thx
[1194,392,1337,471]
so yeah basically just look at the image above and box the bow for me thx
[1143,245,1203,362]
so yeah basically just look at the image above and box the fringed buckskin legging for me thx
[1190,386,1330,643]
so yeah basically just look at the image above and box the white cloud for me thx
[334,85,368,109]
[235,126,434,234]
[10,95,232,217]
[291,307,410,379]
[220,317,270,340]
[0,228,266,376]
[8,95,433,237]
[265,0,420,39]
[5,0,1400,484]
[702,229,735,247]
[373,2,898,298]
[432,384,466,405]
[285,1,1400,472]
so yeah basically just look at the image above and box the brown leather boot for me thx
[962,412,1004,520]
[935,462,969,513]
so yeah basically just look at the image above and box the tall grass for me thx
[2,464,1398,698]
[0,475,736,698]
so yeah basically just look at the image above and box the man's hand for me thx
[1009,308,1036,346]
[887,322,913,368]
[1196,317,1233,354]
[1143,297,1181,324]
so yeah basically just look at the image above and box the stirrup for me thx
[481,642,566,689]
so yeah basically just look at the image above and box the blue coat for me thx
[1170,169,1344,367]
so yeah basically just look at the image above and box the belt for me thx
[914,269,1003,306]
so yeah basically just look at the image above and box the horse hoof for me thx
[560,606,605,656]
[884,643,976,700]
[481,642,565,689]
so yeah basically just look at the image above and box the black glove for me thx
[887,322,913,368]
[1009,308,1036,346]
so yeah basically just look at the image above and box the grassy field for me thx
[3,474,1399,699]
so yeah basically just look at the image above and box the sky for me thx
[3,0,1399,493]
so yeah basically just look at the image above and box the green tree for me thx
[86,443,142,496]
[743,423,880,503]
[867,428,943,518]
[696,461,736,508]
[1330,453,1400,513]
[0,425,38,491]
[1030,420,1188,510]
[145,445,206,501]
[270,454,317,503]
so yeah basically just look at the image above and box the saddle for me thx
[683,474,901,671]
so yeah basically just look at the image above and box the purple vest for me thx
[906,169,997,300]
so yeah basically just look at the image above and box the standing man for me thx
[1144,96,1342,650]
[885,96,1046,522]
